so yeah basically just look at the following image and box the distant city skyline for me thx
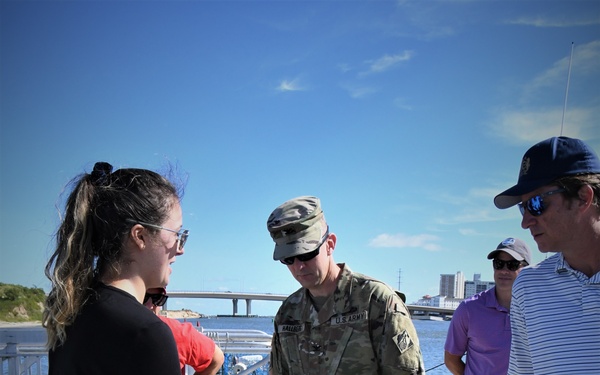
[412,271,496,306]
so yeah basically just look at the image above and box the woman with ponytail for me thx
[43,162,189,374]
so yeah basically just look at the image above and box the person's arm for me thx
[193,345,224,375]
[444,351,465,375]
[162,318,224,375]
[443,301,469,375]
[378,293,425,374]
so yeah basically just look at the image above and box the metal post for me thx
[232,298,238,316]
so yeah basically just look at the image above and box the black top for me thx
[49,283,180,375]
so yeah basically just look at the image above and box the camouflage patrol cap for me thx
[267,196,327,261]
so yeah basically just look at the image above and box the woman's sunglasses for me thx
[280,229,329,266]
[493,259,526,272]
[126,219,189,250]
[518,188,565,217]
[143,292,168,307]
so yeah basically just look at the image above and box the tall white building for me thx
[455,271,465,299]
[439,271,465,299]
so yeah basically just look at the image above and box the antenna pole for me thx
[561,42,574,136]
[398,268,402,291]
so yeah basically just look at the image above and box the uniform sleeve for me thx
[377,292,425,375]
[444,301,468,356]
[269,317,288,375]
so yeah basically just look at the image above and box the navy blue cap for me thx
[494,136,600,209]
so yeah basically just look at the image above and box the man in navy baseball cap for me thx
[494,136,600,209]
[493,136,600,374]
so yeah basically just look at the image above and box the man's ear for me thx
[577,185,594,212]
[326,233,337,255]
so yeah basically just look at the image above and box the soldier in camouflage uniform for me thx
[266,196,425,375]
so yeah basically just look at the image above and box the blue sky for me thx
[1,0,599,317]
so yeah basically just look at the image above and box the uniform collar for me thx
[299,263,352,324]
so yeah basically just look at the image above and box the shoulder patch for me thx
[393,330,414,354]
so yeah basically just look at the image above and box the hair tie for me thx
[91,162,113,187]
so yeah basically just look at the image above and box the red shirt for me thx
[158,316,216,374]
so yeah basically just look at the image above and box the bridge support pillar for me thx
[245,299,251,316]
[232,298,238,316]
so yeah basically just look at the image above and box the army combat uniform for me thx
[270,264,425,375]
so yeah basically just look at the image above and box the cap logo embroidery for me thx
[519,157,531,177]
[502,238,515,246]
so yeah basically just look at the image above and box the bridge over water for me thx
[166,291,454,318]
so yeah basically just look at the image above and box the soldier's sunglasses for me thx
[280,230,329,265]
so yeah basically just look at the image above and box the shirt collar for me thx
[555,252,572,274]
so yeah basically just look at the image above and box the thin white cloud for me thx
[506,16,600,28]
[524,41,600,98]
[436,208,501,226]
[489,41,600,144]
[428,187,514,226]
[393,97,413,110]
[337,63,353,73]
[390,1,457,40]
[369,233,441,251]
[458,228,478,236]
[341,83,378,99]
[276,78,305,92]
[363,51,415,75]
[489,106,594,143]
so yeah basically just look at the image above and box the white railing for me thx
[197,328,271,375]
[1,325,46,375]
[1,326,271,375]
[1,344,46,375]
[204,328,272,353]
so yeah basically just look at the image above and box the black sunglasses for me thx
[280,229,329,266]
[518,188,565,217]
[143,292,168,307]
[493,259,526,271]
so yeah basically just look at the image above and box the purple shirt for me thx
[444,287,510,375]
